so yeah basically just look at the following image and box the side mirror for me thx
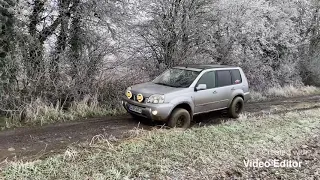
[196,84,207,91]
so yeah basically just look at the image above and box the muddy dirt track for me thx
[0,95,320,162]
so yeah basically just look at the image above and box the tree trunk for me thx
[27,0,45,79]
[51,0,72,79]
[69,0,82,79]
[0,0,17,92]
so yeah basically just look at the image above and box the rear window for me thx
[231,69,242,84]
[216,70,232,87]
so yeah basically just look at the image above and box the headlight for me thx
[147,94,165,104]
[125,87,132,99]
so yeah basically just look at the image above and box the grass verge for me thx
[1,95,126,130]
[1,108,320,179]
[250,85,320,102]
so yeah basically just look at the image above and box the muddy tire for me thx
[168,108,191,129]
[228,97,244,118]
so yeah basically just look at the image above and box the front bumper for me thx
[122,96,173,121]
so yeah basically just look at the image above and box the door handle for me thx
[213,91,217,94]
[231,87,235,91]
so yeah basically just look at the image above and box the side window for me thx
[197,71,215,89]
[231,69,242,84]
[216,70,232,87]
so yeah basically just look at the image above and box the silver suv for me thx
[122,65,250,128]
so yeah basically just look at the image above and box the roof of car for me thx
[174,64,237,70]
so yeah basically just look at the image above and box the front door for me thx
[193,71,216,114]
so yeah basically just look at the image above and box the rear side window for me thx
[197,71,215,89]
[216,70,232,87]
[231,69,242,84]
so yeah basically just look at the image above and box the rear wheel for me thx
[168,108,191,129]
[228,97,244,118]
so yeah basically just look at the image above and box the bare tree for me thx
[134,0,212,70]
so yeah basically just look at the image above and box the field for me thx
[1,95,320,179]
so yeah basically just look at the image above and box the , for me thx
[122,64,251,128]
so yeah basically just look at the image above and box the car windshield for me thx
[152,68,201,88]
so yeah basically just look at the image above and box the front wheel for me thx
[228,97,244,118]
[168,108,191,129]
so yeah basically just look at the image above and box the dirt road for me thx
[0,95,320,162]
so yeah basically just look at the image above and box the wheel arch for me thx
[228,94,244,107]
[170,102,193,120]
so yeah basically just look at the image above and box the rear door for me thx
[193,71,216,114]
[211,70,233,110]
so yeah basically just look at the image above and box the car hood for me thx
[131,82,182,97]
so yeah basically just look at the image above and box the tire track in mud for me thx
[0,95,319,162]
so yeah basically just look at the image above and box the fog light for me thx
[152,110,158,115]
